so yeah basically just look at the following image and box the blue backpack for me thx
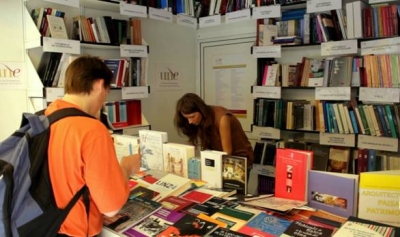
[0,108,93,237]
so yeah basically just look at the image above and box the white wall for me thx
[0,0,27,140]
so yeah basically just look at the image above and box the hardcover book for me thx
[162,143,195,178]
[147,173,192,202]
[221,155,248,195]
[275,148,313,201]
[308,170,359,218]
[103,196,162,233]
[139,130,168,171]
[358,170,400,227]
[156,213,218,237]
[123,208,185,237]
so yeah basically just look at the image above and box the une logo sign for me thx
[160,67,178,80]
[0,63,21,78]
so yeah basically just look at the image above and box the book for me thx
[238,212,292,237]
[147,173,192,202]
[275,148,313,201]
[333,220,395,237]
[241,196,307,212]
[209,227,252,237]
[103,196,162,233]
[222,155,248,195]
[159,195,196,212]
[200,150,226,189]
[162,142,195,178]
[139,130,168,171]
[308,170,359,218]
[280,220,334,237]
[358,170,400,227]
[46,15,68,39]
[180,189,214,203]
[210,206,255,231]
[156,213,219,237]
[128,185,160,200]
[123,208,185,237]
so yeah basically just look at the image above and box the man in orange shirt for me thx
[45,55,140,237]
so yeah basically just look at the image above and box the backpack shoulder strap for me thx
[46,107,95,125]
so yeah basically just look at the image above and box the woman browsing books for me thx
[174,93,254,167]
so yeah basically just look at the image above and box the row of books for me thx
[359,2,399,38]
[104,100,142,129]
[30,7,66,38]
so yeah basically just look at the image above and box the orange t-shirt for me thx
[46,99,129,237]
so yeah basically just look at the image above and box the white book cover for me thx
[47,15,68,39]
[162,143,195,178]
[200,150,226,189]
[112,134,140,162]
[147,173,192,201]
[139,130,168,171]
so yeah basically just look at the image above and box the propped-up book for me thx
[147,173,192,202]
[162,142,195,178]
[112,134,140,162]
[308,170,359,218]
[237,212,292,237]
[156,213,219,237]
[139,130,168,171]
[222,155,248,195]
[358,170,400,227]
[275,148,313,201]
[103,196,162,233]
[123,208,185,237]
[200,150,227,188]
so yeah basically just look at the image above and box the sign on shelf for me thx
[253,126,281,139]
[315,87,351,100]
[120,2,148,18]
[149,8,173,23]
[358,134,399,152]
[321,40,358,56]
[359,87,400,103]
[252,46,281,58]
[225,9,251,24]
[306,0,341,13]
[120,44,148,57]
[252,86,281,99]
[252,5,281,19]
[121,86,149,99]
[43,0,79,8]
[45,87,64,102]
[320,133,355,147]
[361,37,400,55]
[199,15,221,28]
[42,37,80,54]
[176,14,197,28]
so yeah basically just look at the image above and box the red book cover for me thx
[180,190,213,204]
[275,148,313,201]
[159,196,196,212]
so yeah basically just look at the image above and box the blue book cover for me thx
[238,212,291,236]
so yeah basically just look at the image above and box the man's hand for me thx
[120,154,141,179]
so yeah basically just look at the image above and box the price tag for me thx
[359,87,400,103]
[252,46,281,58]
[315,87,351,100]
[225,9,251,24]
[120,44,148,57]
[253,86,281,99]
[122,86,149,99]
[361,37,400,55]
[46,87,64,102]
[177,14,197,28]
[252,5,281,19]
[42,37,80,54]
[358,135,399,152]
[321,40,358,56]
[120,2,148,18]
[149,8,173,23]
[199,15,221,28]
[306,0,341,13]
[43,0,79,8]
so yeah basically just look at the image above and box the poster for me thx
[154,63,181,91]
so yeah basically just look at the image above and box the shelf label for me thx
[253,86,281,99]
[120,44,148,57]
[122,86,148,99]
[321,40,357,56]
[225,9,251,24]
[315,87,351,100]
[120,2,148,18]
[176,14,197,28]
[253,126,280,139]
[42,37,80,54]
[43,0,79,8]
[306,0,341,13]
[252,164,275,177]
[45,87,64,102]
[361,37,400,55]
[252,46,281,58]
[359,87,400,103]
[252,5,281,19]
[358,134,399,152]
[149,8,173,23]
[369,0,397,3]
[199,15,221,28]
[320,133,355,147]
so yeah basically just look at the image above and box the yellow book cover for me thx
[358,170,400,227]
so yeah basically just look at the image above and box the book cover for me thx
[358,170,400,227]
[308,170,359,218]
[333,220,395,237]
[163,143,195,178]
[147,173,192,201]
[104,196,162,233]
[160,196,196,212]
[123,208,185,237]
[238,212,292,237]
[210,206,254,231]
[275,148,313,201]
[156,213,218,237]
[209,227,252,237]
[242,196,307,212]
[327,147,350,173]
[200,150,226,189]
[186,203,221,216]
[139,130,168,171]
[280,220,334,237]
[180,189,214,203]
[128,185,160,200]
[222,155,247,195]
